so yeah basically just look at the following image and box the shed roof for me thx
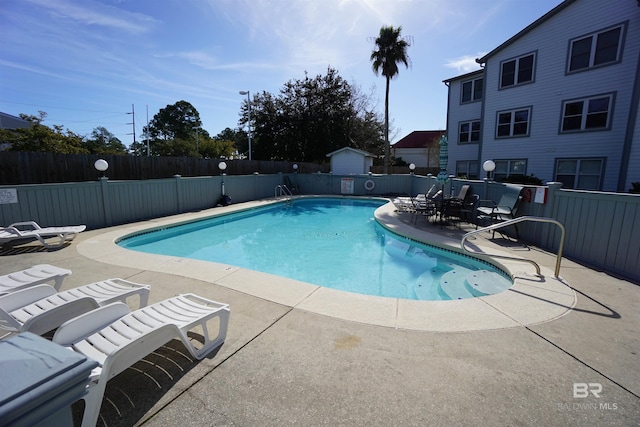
[326,146,376,158]
[392,130,444,149]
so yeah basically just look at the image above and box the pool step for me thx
[414,269,437,300]
[439,267,476,300]
[465,270,512,295]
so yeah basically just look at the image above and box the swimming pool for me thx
[118,198,512,301]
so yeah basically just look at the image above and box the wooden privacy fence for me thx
[0,173,638,282]
[0,152,329,184]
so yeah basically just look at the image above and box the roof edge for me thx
[477,0,577,64]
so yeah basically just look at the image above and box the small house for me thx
[326,147,376,175]
[391,130,444,167]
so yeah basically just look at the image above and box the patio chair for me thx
[52,294,230,427]
[392,185,436,216]
[460,194,480,225]
[0,264,71,295]
[451,184,470,202]
[476,184,524,237]
[0,221,86,249]
[391,197,415,213]
[0,279,150,336]
[410,189,441,223]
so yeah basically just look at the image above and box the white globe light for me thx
[409,163,416,171]
[218,161,227,171]
[94,159,108,172]
[483,160,496,172]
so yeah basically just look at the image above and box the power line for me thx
[43,114,129,124]
[0,100,126,114]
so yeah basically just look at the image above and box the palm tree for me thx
[370,25,411,174]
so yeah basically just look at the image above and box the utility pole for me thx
[146,105,149,156]
[127,104,136,149]
[193,126,202,152]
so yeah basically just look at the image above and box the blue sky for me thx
[0,0,564,148]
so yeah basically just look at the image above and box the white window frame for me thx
[560,93,614,133]
[567,22,626,73]
[456,160,479,179]
[555,158,604,190]
[499,52,536,89]
[493,159,527,181]
[496,107,531,138]
[458,120,481,144]
[461,78,483,103]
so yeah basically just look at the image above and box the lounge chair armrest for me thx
[494,205,517,214]
[476,199,497,208]
[53,302,131,346]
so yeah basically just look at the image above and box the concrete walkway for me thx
[1,198,638,426]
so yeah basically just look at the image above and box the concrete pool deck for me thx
[1,197,638,425]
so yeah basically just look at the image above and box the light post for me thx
[218,161,227,196]
[239,90,252,161]
[483,160,496,180]
[409,163,416,175]
[193,126,201,152]
[94,159,108,178]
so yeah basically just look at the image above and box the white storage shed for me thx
[326,147,376,175]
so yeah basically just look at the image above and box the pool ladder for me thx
[275,185,293,197]
[275,185,293,204]
[460,216,565,277]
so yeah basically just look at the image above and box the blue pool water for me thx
[118,198,512,300]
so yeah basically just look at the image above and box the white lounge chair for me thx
[52,294,230,427]
[0,264,71,295]
[0,221,86,249]
[0,279,150,336]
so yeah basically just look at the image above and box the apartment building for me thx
[444,0,639,192]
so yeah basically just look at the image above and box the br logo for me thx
[573,383,602,398]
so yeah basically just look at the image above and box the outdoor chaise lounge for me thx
[0,221,86,249]
[0,264,71,295]
[52,294,230,427]
[0,279,150,336]
[393,184,438,207]
[476,184,524,237]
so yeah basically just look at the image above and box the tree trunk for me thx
[384,76,390,175]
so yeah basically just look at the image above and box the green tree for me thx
[371,25,411,174]
[239,67,384,162]
[216,127,244,157]
[2,112,87,154]
[143,100,203,156]
[85,126,127,155]
[199,137,235,159]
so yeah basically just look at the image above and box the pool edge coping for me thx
[77,196,577,332]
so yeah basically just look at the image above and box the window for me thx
[493,159,527,181]
[561,94,614,132]
[500,53,535,88]
[458,120,481,143]
[555,158,604,190]
[456,160,478,179]
[568,23,624,72]
[496,108,531,138]
[461,78,483,103]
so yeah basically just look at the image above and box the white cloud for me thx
[24,0,157,34]
[445,54,486,73]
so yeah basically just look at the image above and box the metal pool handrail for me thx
[275,185,293,197]
[460,216,566,277]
